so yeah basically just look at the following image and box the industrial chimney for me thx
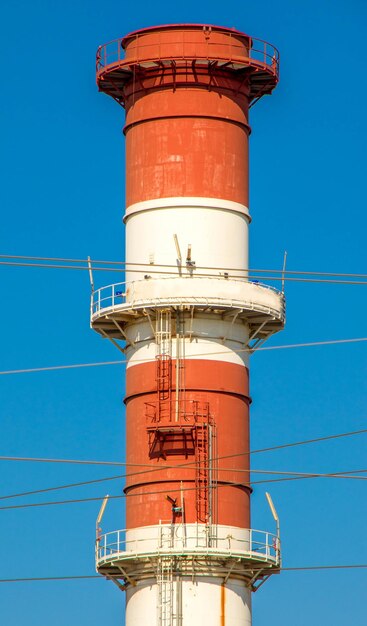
[92,24,285,626]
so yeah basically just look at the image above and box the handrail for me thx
[96,34,279,79]
[96,525,280,566]
[90,276,285,318]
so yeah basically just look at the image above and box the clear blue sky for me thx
[0,0,366,624]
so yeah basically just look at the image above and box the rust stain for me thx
[221,583,226,626]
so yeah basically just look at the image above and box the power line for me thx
[0,422,366,510]
[2,254,367,280]
[0,575,100,583]
[247,427,367,456]
[1,257,367,285]
[0,254,125,266]
[2,466,366,503]
[0,473,125,501]
[1,336,366,376]
[251,468,367,485]
[0,454,127,466]
[0,564,366,583]
[0,425,365,469]
[1,468,366,512]
[282,564,367,571]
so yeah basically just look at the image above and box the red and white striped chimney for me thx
[92,24,285,626]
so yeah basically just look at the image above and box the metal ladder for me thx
[193,402,217,543]
[157,524,183,626]
[156,310,172,423]
[156,309,172,357]
[157,556,174,626]
[195,406,210,524]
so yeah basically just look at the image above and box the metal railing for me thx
[90,276,284,318]
[91,281,127,316]
[96,34,279,78]
[96,525,280,566]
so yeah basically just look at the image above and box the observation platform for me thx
[96,523,280,590]
[96,24,279,106]
[90,277,285,345]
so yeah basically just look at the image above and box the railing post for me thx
[98,289,100,312]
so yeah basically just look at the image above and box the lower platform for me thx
[96,523,280,589]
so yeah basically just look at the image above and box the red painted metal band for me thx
[125,359,249,399]
[125,359,251,529]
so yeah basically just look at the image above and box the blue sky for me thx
[0,0,366,624]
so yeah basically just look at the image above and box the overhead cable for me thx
[1,469,366,512]
[2,466,367,503]
[2,254,367,280]
[1,336,366,376]
[1,564,366,583]
[0,563,367,583]
[1,257,367,285]
[1,426,365,468]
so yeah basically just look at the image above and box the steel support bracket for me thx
[116,564,137,587]
[106,575,129,592]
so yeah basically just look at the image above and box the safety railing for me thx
[90,276,284,318]
[96,34,279,78]
[96,525,280,566]
[91,281,127,316]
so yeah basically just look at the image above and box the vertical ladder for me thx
[157,524,183,626]
[174,309,186,423]
[156,309,172,357]
[193,402,217,544]
[156,310,172,423]
[194,402,210,525]
[157,556,174,626]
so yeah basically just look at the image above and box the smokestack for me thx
[92,24,285,626]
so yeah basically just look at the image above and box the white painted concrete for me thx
[124,315,250,368]
[124,197,250,283]
[125,576,252,626]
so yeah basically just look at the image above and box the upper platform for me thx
[96,24,279,106]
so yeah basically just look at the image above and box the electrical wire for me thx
[0,564,366,583]
[1,336,366,376]
[1,426,365,468]
[0,575,100,583]
[1,257,367,285]
[0,473,125,501]
[251,468,367,485]
[282,564,367,571]
[2,466,366,503]
[1,427,366,500]
[2,254,367,280]
[1,469,366,512]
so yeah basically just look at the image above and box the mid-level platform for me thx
[91,277,285,346]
